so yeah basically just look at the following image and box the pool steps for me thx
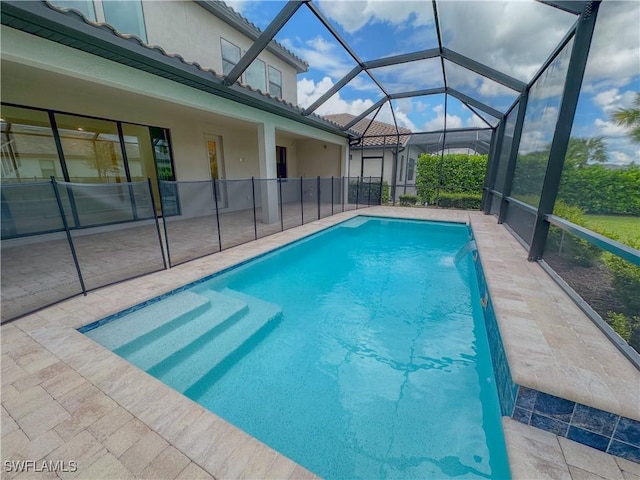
[148,288,282,393]
[85,291,211,350]
[113,290,249,370]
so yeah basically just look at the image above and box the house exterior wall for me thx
[296,140,341,178]
[349,148,396,183]
[49,0,300,103]
[140,1,299,103]
[1,26,344,185]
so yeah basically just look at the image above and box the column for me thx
[257,121,279,224]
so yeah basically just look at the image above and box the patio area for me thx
[2,207,638,479]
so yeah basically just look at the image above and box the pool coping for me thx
[2,206,638,479]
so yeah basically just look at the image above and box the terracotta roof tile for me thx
[323,113,412,147]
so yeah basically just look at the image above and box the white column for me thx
[257,121,279,224]
[341,143,350,205]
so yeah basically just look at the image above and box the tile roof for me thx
[323,114,412,147]
[2,1,348,136]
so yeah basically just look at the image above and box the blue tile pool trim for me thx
[473,246,518,417]
[512,387,640,462]
[473,240,639,465]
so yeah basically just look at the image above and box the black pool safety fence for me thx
[0,176,382,323]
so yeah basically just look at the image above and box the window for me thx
[407,158,415,181]
[103,0,147,43]
[1,106,63,182]
[54,114,127,184]
[276,146,287,178]
[268,66,282,98]
[50,1,96,20]
[246,59,267,92]
[221,39,241,76]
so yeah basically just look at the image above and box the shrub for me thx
[415,153,487,205]
[606,312,633,342]
[399,194,418,206]
[546,201,601,267]
[381,181,390,204]
[602,238,640,316]
[436,191,482,210]
[348,179,382,205]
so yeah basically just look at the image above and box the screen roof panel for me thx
[314,0,439,61]
[305,70,386,117]
[437,0,577,82]
[369,58,444,95]
[274,4,360,108]
[444,60,520,113]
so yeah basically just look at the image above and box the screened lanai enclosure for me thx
[1,0,639,365]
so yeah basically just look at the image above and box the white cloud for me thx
[594,118,630,138]
[421,104,463,131]
[582,1,640,90]
[280,36,355,81]
[223,1,247,14]
[437,1,576,82]
[297,76,375,117]
[609,151,632,166]
[374,104,417,131]
[593,89,637,115]
[317,0,434,35]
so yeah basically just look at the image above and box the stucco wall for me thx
[1,26,346,184]
[297,140,341,178]
[141,1,299,103]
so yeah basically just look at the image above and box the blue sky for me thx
[227,0,640,165]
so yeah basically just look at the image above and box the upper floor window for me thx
[50,1,96,20]
[103,0,147,43]
[268,66,282,98]
[246,59,267,92]
[221,39,241,76]
[407,158,416,181]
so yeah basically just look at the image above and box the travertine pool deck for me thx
[1,206,638,479]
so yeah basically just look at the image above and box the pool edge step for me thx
[85,291,211,350]
[116,290,249,370]
[152,289,283,393]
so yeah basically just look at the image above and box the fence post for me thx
[212,179,222,251]
[300,176,304,224]
[278,179,284,232]
[367,176,372,206]
[331,176,334,216]
[342,177,345,212]
[317,176,321,220]
[379,177,383,205]
[157,179,173,267]
[147,178,167,270]
[51,177,86,295]
[355,177,360,209]
[251,177,258,240]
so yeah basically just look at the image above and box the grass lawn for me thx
[584,215,640,245]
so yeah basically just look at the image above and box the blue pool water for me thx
[84,216,510,479]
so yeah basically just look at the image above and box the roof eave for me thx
[195,1,309,73]
[1,1,344,138]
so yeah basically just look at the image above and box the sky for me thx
[226,0,640,165]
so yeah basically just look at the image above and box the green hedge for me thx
[437,192,483,209]
[399,194,418,206]
[415,153,487,206]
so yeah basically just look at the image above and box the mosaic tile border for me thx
[513,387,640,463]
[473,241,640,465]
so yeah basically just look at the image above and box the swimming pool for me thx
[83,216,510,479]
